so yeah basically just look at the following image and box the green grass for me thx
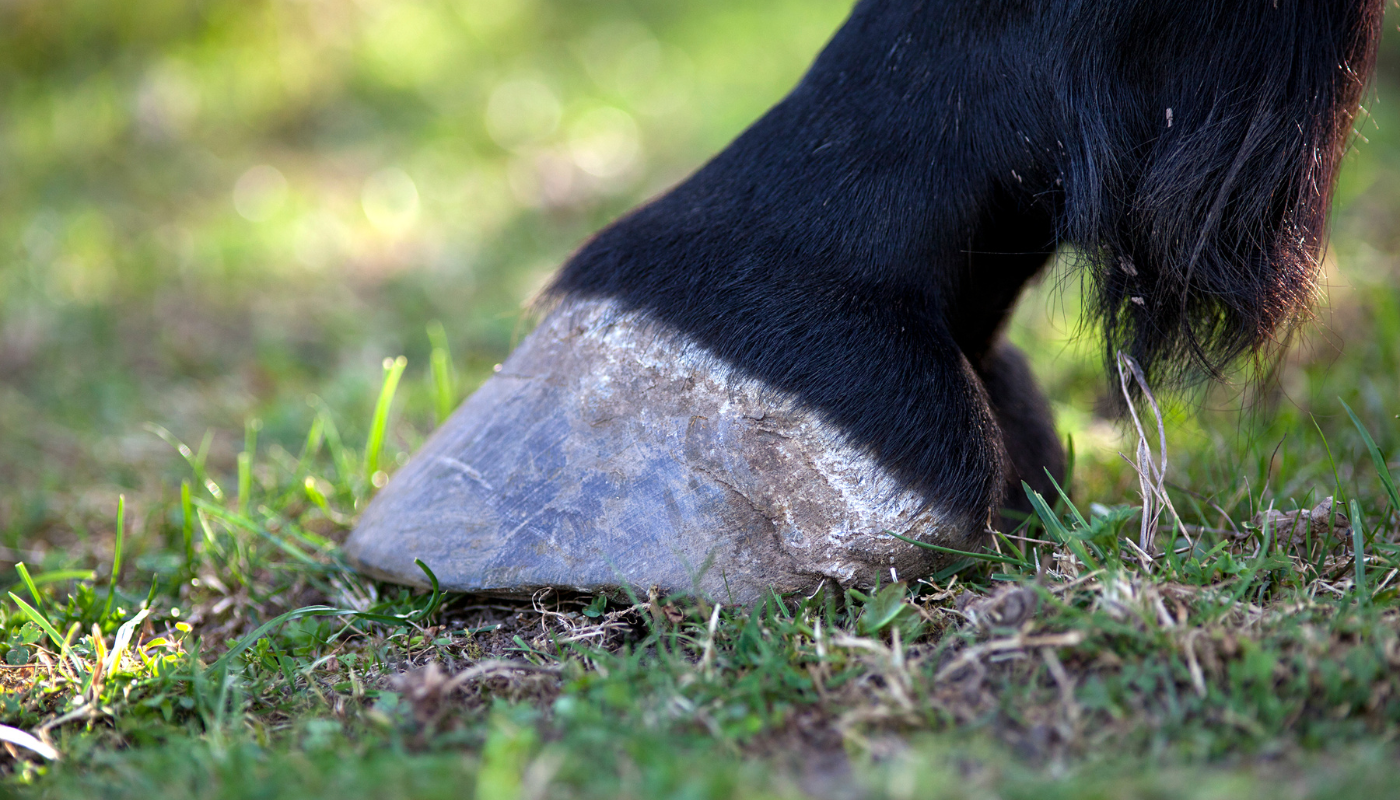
[3,1,1400,797]
[0,350,1397,796]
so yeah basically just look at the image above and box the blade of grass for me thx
[928,559,976,583]
[244,417,261,463]
[1349,498,1368,607]
[1044,468,1090,529]
[105,608,152,677]
[236,453,251,515]
[1341,399,1400,517]
[85,624,108,697]
[194,429,215,494]
[1308,414,1346,576]
[146,423,223,501]
[1024,482,1098,570]
[302,475,345,525]
[194,508,242,586]
[1309,414,1347,512]
[411,559,444,622]
[103,495,126,622]
[9,594,82,677]
[14,562,42,611]
[1064,434,1076,491]
[28,570,95,586]
[181,480,196,568]
[237,417,260,515]
[428,321,456,425]
[311,403,354,493]
[992,530,1027,564]
[365,356,408,488]
[1226,507,1274,607]
[884,531,1025,566]
[296,412,325,475]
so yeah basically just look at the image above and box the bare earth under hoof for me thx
[345,299,980,604]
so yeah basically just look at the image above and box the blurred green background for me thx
[2,0,1399,571]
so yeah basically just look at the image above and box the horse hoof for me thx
[343,299,982,604]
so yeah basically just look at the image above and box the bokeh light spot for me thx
[136,62,201,141]
[568,107,641,179]
[233,165,289,222]
[362,168,421,234]
[486,80,562,149]
[453,0,536,37]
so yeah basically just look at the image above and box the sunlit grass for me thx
[0,321,1392,794]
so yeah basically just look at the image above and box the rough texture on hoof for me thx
[345,300,982,604]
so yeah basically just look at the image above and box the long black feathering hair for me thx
[546,0,1384,526]
[1060,1,1383,387]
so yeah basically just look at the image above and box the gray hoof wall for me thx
[344,300,980,604]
